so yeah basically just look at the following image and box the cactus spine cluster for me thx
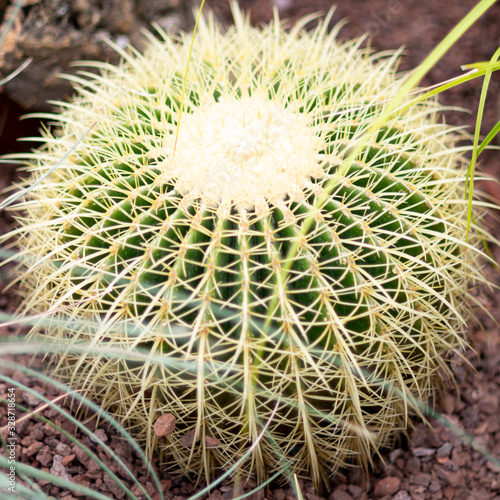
[6,5,488,489]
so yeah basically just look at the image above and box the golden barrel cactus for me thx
[5,5,488,489]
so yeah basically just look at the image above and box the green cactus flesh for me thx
[8,7,487,489]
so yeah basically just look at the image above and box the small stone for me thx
[409,485,426,495]
[412,447,435,457]
[30,425,45,441]
[90,428,108,444]
[329,489,353,500]
[411,473,431,488]
[374,477,401,497]
[443,486,455,500]
[42,422,58,437]
[12,370,30,385]
[429,480,442,493]
[55,442,72,455]
[21,435,32,447]
[22,390,41,406]
[442,395,455,414]
[486,460,500,473]
[62,453,76,466]
[71,475,91,492]
[180,429,200,447]
[153,413,176,437]
[347,485,364,497]
[405,457,421,475]
[436,443,453,458]
[73,444,91,465]
[478,394,499,414]
[392,491,411,500]
[36,445,53,467]
[205,435,220,448]
[50,454,71,481]
[274,489,286,500]
[389,449,403,463]
[441,469,464,487]
[25,441,43,457]
[104,473,126,499]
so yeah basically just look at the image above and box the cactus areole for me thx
[8,5,487,489]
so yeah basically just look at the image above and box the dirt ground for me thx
[1,0,500,499]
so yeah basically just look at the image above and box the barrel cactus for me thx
[5,5,488,490]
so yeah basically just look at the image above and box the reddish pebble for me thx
[153,413,176,437]
[374,477,401,497]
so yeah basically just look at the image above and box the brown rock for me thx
[30,425,45,441]
[22,392,40,406]
[436,443,453,458]
[443,486,455,500]
[411,473,432,488]
[71,475,91,497]
[25,441,43,457]
[21,435,32,447]
[392,491,411,500]
[90,428,108,444]
[36,445,53,467]
[329,489,353,500]
[347,485,364,497]
[73,444,91,465]
[429,480,442,493]
[55,442,72,455]
[62,453,76,466]
[405,457,421,475]
[478,394,499,414]
[50,454,72,481]
[104,473,126,499]
[441,469,464,487]
[101,0,134,33]
[180,429,199,447]
[42,422,58,436]
[153,413,176,437]
[412,447,435,458]
[205,435,220,448]
[374,477,401,497]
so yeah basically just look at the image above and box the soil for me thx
[1,1,500,499]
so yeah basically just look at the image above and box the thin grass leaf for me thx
[172,0,207,160]
[0,376,149,500]
[465,46,500,239]
[0,58,33,86]
[477,119,500,157]
[0,360,163,500]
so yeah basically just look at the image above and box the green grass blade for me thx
[465,46,500,240]
[0,375,145,500]
[0,361,163,500]
[477,119,500,157]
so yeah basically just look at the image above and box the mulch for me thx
[1,0,500,499]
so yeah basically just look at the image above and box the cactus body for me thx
[8,7,487,488]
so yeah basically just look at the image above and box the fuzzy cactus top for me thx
[7,5,487,489]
